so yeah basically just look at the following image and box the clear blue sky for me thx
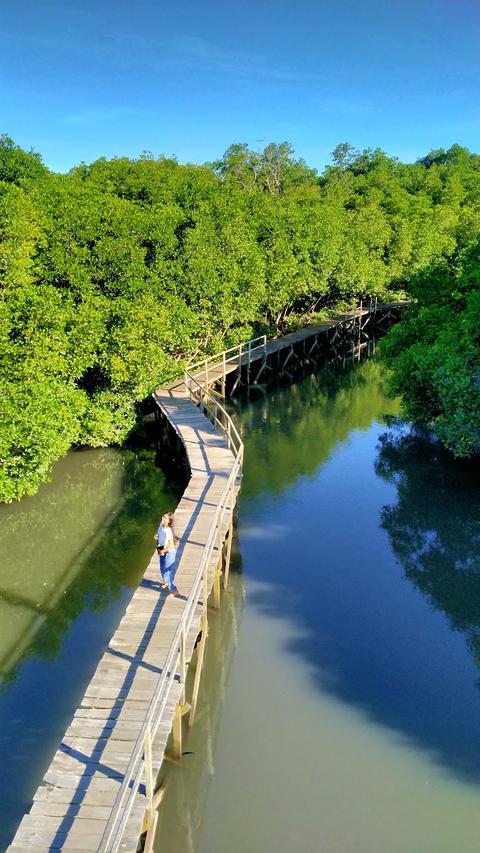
[1,0,479,173]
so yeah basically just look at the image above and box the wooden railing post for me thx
[223,518,233,590]
[172,703,182,761]
[144,724,154,824]
[189,611,207,730]
[179,626,186,705]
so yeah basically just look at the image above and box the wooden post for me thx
[172,703,183,761]
[213,517,223,609]
[358,300,362,360]
[144,723,154,826]
[189,614,208,729]
[143,812,159,853]
[223,518,234,590]
[179,627,186,705]
[238,343,243,388]
[213,560,222,609]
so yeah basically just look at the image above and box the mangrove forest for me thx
[1,136,480,503]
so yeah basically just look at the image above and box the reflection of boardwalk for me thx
[8,388,239,850]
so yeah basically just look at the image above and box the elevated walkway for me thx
[8,383,240,852]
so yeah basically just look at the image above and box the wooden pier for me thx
[7,304,404,852]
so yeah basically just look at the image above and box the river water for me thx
[155,358,480,853]
[0,447,179,851]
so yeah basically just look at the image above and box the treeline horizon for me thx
[1,134,479,502]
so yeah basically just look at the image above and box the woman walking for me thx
[154,511,178,596]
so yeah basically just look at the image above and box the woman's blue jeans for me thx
[160,555,177,592]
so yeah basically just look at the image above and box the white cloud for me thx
[240,522,288,540]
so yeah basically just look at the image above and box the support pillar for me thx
[213,560,222,609]
[172,703,183,761]
[189,615,208,730]
[223,519,234,590]
[143,812,159,853]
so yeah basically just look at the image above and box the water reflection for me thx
[0,448,180,687]
[375,421,480,770]
[154,357,480,853]
[0,446,179,850]
[236,359,398,500]
[155,567,245,853]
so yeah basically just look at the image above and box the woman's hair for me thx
[163,510,179,544]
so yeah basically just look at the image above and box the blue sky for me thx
[1,0,479,172]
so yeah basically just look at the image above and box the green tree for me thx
[382,242,480,457]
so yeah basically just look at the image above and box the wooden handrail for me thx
[183,373,243,456]
[187,335,266,375]
[96,338,258,852]
[98,454,242,851]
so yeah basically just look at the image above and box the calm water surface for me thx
[156,359,480,853]
[0,447,178,850]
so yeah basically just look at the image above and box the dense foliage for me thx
[382,238,480,457]
[1,135,480,500]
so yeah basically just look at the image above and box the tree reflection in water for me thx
[376,420,480,670]
[0,448,182,689]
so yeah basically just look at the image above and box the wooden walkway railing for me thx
[186,335,266,394]
[96,351,253,852]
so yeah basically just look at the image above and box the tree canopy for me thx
[1,137,480,500]
[381,239,480,457]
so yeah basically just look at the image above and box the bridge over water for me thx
[8,304,403,852]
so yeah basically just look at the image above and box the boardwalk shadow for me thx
[49,587,172,846]
[44,432,228,843]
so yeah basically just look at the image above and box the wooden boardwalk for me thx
[8,383,240,852]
